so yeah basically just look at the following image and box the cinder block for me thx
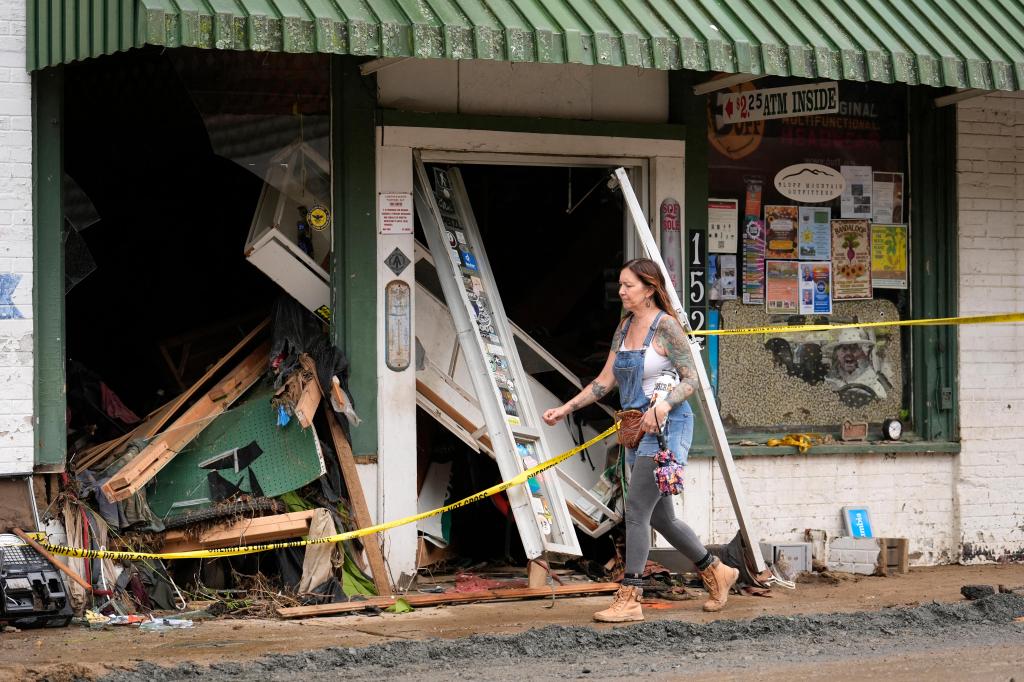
[828,536,883,575]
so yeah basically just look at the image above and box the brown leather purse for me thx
[615,409,645,448]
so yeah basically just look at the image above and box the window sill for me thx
[689,439,960,458]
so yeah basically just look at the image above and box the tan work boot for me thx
[699,558,739,612]
[593,584,644,622]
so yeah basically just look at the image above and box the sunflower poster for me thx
[870,224,908,289]
[831,219,871,300]
[764,205,799,259]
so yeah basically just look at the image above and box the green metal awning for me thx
[26,0,1024,91]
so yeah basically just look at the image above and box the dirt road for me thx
[3,564,1023,681]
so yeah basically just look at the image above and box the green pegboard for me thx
[146,384,326,521]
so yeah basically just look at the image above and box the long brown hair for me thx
[622,258,683,327]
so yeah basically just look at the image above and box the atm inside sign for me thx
[717,82,839,125]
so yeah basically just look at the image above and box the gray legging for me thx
[625,456,708,575]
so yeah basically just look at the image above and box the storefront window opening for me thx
[706,78,910,434]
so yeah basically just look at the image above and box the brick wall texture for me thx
[955,91,1024,563]
[0,0,34,475]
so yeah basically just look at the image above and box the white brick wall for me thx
[706,452,958,566]
[956,91,1024,563]
[0,0,33,475]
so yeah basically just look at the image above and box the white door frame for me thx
[374,126,698,582]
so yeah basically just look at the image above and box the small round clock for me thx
[882,418,903,441]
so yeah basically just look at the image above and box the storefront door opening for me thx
[413,162,626,565]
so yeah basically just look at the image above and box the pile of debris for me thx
[51,295,388,620]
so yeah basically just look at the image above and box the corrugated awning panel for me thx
[25,0,1024,92]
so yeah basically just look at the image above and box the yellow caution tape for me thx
[689,312,1024,337]
[40,423,621,561]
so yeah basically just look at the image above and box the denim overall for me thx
[613,312,694,470]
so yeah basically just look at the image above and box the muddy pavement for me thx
[99,594,1024,681]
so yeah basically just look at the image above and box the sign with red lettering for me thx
[379,192,413,234]
[717,82,839,126]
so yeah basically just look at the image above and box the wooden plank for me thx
[415,378,492,451]
[325,408,392,596]
[140,318,270,440]
[73,320,269,474]
[294,355,322,428]
[161,511,315,553]
[101,341,270,502]
[11,528,92,593]
[276,582,621,618]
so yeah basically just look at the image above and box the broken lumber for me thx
[324,407,392,596]
[276,582,621,618]
[11,528,92,593]
[161,510,316,554]
[101,341,270,502]
[74,319,270,474]
[294,355,322,428]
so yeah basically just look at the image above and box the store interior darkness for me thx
[62,51,623,565]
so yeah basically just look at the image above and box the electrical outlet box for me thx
[760,541,812,574]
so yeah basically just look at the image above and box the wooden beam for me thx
[161,511,316,554]
[324,408,392,596]
[276,582,621,618]
[101,341,270,502]
[11,528,92,593]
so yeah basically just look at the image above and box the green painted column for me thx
[670,70,712,448]
[331,57,378,458]
[32,66,66,471]
[909,87,958,442]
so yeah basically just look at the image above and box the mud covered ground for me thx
[96,593,1024,682]
[5,565,1023,681]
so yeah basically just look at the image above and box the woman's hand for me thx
[543,405,570,426]
[640,400,672,433]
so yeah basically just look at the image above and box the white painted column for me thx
[0,1,35,475]
[374,138,418,586]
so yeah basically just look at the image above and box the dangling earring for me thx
[645,297,652,309]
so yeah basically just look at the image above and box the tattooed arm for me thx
[653,315,699,407]
[542,318,625,425]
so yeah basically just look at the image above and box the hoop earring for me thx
[645,298,652,309]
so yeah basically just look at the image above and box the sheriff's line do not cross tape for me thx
[687,311,1024,337]
[36,311,1024,561]
[39,424,622,562]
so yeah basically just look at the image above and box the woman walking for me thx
[543,258,738,622]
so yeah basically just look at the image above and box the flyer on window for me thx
[840,165,872,219]
[870,223,908,289]
[764,204,800,259]
[798,206,831,260]
[742,219,766,304]
[831,219,872,299]
[707,198,739,253]
[709,254,738,300]
[798,261,833,315]
[872,172,904,223]
[765,260,799,314]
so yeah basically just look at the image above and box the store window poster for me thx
[840,165,873,219]
[872,172,904,224]
[709,254,738,301]
[742,218,766,305]
[765,260,799,314]
[799,261,833,315]
[798,206,831,260]
[764,205,800,259]
[708,198,739,253]
[870,224,908,289]
[831,219,872,300]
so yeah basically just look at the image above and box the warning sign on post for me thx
[717,82,839,126]
[379,192,413,234]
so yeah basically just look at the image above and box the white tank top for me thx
[619,324,674,398]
